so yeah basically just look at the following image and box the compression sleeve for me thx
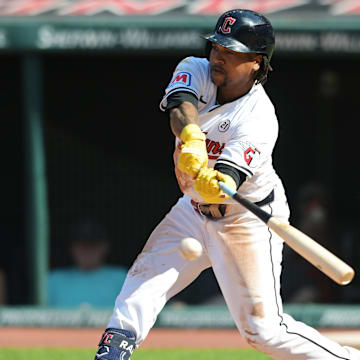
[214,163,247,190]
[166,91,198,111]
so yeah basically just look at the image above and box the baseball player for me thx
[94,9,360,360]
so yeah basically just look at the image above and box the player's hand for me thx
[194,167,236,204]
[177,124,208,178]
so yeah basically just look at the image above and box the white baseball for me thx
[178,237,203,261]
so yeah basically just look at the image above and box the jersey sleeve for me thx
[159,56,208,112]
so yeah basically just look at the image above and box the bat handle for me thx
[219,181,236,196]
[218,181,271,223]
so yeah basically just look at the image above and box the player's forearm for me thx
[169,101,199,138]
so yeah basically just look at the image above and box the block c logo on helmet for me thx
[220,17,236,34]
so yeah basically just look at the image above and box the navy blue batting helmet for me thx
[204,9,275,61]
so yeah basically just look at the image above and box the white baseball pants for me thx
[108,187,359,359]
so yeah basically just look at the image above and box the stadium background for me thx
[1,0,360,345]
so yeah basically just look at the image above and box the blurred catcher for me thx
[94,9,360,360]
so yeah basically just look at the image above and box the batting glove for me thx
[194,167,237,204]
[177,124,208,178]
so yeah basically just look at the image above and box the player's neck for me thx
[217,83,254,104]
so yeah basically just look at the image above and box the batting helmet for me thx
[204,9,275,60]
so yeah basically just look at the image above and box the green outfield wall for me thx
[0,304,360,328]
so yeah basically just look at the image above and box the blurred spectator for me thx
[48,218,127,308]
[282,182,336,303]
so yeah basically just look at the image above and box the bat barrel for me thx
[268,217,355,285]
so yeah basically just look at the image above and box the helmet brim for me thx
[204,33,252,53]
[204,33,269,58]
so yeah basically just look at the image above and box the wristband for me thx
[180,124,206,143]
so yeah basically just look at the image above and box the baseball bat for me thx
[218,182,355,285]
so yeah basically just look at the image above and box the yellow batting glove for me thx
[194,167,237,204]
[177,124,208,178]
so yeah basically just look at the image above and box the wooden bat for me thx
[218,182,355,285]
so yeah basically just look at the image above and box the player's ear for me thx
[252,55,262,72]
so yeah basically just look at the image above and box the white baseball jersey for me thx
[160,56,282,204]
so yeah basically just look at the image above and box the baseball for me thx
[178,237,203,261]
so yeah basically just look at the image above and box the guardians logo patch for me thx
[243,145,260,168]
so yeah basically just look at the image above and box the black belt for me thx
[191,189,274,220]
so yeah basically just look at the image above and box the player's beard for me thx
[210,65,227,87]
